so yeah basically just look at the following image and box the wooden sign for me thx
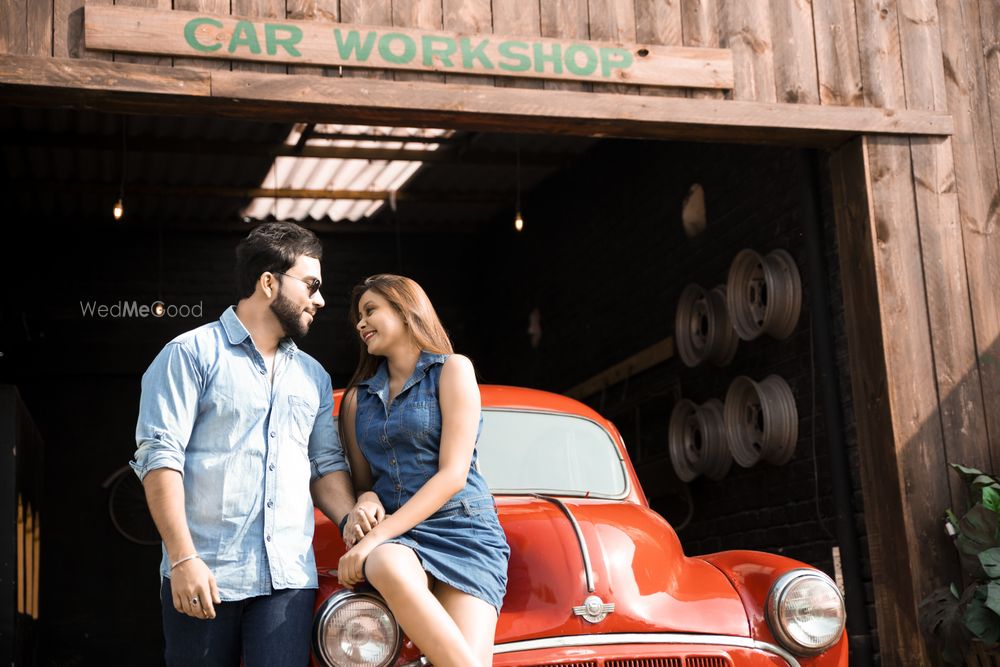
[83,6,733,90]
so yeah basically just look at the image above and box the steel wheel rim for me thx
[726,249,802,341]
[724,375,798,467]
[669,398,732,481]
[676,284,739,367]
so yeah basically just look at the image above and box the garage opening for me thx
[0,105,870,663]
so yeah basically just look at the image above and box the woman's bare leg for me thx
[434,582,499,667]
[364,544,479,667]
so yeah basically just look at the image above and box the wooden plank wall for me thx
[1,0,999,664]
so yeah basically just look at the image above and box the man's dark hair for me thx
[235,222,323,299]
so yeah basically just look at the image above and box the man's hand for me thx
[171,557,221,619]
[343,495,385,548]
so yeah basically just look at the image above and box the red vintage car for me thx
[309,386,848,667]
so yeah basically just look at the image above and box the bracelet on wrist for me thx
[170,553,201,570]
[338,514,350,535]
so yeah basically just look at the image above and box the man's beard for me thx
[270,290,311,339]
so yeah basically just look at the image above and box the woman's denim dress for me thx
[354,351,510,614]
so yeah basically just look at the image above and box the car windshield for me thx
[477,409,627,497]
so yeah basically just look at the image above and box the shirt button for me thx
[269,463,275,471]
[395,483,401,491]
[390,458,397,466]
[266,535,272,542]
[270,431,276,438]
[259,369,266,375]
[267,500,273,508]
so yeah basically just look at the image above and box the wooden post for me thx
[829,136,942,667]
[897,0,990,497]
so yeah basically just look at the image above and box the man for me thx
[132,222,357,666]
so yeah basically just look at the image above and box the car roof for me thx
[334,384,605,422]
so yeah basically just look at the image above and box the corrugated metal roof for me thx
[0,106,598,230]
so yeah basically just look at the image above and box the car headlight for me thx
[766,569,846,655]
[313,589,402,667]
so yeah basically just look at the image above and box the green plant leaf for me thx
[965,593,1000,646]
[920,585,972,665]
[957,504,1000,579]
[982,549,1000,580]
[987,582,1000,618]
[985,487,1000,513]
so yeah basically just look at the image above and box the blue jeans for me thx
[160,578,315,667]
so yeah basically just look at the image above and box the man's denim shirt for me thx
[132,307,349,600]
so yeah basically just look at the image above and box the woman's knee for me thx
[365,544,424,593]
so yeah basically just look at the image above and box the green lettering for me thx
[228,20,262,55]
[334,29,377,62]
[422,35,456,67]
[184,17,223,53]
[600,47,633,78]
[460,37,493,69]
[498,41,530,72]
[265,23,302,57]
[378,33,417,64]
[564,43,597,76]
[533,42,563,74]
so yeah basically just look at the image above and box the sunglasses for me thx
[274,272,322,297]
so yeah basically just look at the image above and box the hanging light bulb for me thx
[114,117,127,222]
[513,135,524,232]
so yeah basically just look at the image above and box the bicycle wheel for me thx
[107,467,161,546]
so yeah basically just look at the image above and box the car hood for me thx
[495,497,750,643]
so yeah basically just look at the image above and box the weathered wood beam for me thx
[11,180,504,202]
[0,56,953,146]
[565,337,674,399]
[1,131,571,166]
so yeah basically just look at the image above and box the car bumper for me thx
[491,634,805,667]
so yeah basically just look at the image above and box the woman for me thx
[336,274,510,667]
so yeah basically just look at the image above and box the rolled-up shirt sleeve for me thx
[131,342,202,481]
[309,372,350,481]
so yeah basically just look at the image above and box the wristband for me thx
[338,514,350,535]
[170,553,201,570]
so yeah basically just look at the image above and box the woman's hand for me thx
[343,493,385,547]
[338,535,381,588]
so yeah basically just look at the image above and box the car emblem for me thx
[573,594,615,623]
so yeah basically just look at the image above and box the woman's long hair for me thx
[338,274,453,448]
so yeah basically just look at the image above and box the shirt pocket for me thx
[402,401,435,439]
[288,395,317,449]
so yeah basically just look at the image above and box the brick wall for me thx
[468,139,876,657]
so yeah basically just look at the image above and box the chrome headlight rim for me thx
[312,588,403,667]
[765,568,845,656]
